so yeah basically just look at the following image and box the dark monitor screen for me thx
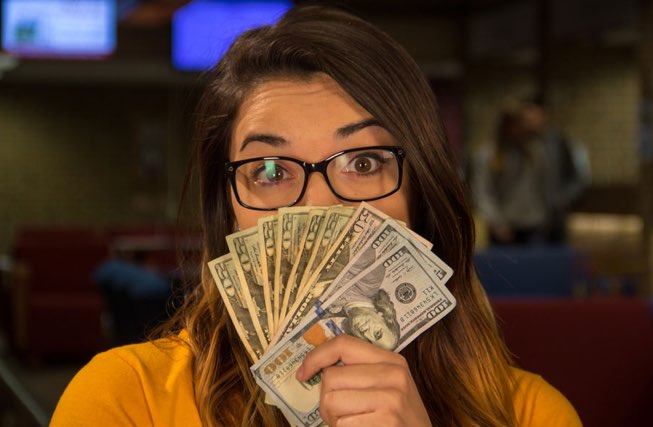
[1,0,116,59]
[172,0,292,71]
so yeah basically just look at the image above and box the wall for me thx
[463,46,639,188]
[463,64,536,153]
[550,48,639,186]
[0,83,194,253]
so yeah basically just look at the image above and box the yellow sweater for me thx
[51,334,582,426]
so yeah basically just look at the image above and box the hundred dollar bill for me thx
[319,218,434,302]
[274,203,389,342]
[251,244,455,427]
[274,207,312,327]
[320,244,455,351]
[372,218,430,249]
[258,215,278,332]
[298,206,354,293]
[226,227,271,346]
[208,254,265,361]
[281,208,327,322]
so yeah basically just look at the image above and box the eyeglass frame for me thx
[225,145,406,211]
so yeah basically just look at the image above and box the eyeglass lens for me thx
[233,148,400,209]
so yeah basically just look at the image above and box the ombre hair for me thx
[164,5,517,426]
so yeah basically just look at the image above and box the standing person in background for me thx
[473,103,552,245]
[51,6,581,427]
[521,97,590,244]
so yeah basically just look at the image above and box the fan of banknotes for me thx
[208,202,456,427]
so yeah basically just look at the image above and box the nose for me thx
[298,173,341,207]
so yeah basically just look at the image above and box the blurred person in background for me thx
[521,97,590,244]
[473,102,552,245]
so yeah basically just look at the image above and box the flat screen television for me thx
[172,0,292,71]
[1,0,117,58]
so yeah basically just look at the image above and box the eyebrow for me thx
[335,118,382,138]
[239,118,382,152]
[239,133,289,152]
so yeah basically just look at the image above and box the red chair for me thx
[10,228,110,361]
[492,298,653,427]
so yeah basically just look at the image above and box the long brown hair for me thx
[165,6,516,426]
[491,102,533,174]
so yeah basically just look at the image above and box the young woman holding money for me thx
[52,6,582,427]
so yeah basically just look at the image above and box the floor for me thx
[0,332,83,427]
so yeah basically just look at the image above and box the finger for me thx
[321,363,410,393]
[320,388,403,426]
[297,335,406,381]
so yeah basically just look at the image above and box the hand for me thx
[296,335,432,427]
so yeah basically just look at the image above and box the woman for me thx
[473,104,552,245]
[52,6,581,427]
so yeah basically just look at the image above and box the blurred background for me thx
[1,0,652,426]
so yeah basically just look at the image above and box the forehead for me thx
[237,74,365,118]
[230,75,373,152]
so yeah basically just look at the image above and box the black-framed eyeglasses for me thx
[225,146,405,211]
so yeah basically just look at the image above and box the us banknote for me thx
[251,244,455,427]
[226,228,271,346]
[258,216,278,332]
[319,218,434,302]
[208,254,265,361]
[281,208,327,323]
[274,207,312,327]
[298,206,355,292]
[273,203,390,343]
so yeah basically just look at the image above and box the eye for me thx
[251,161,294,185]
[353,157,373,173]
[374,329,383,340]
[341,153,385,175]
